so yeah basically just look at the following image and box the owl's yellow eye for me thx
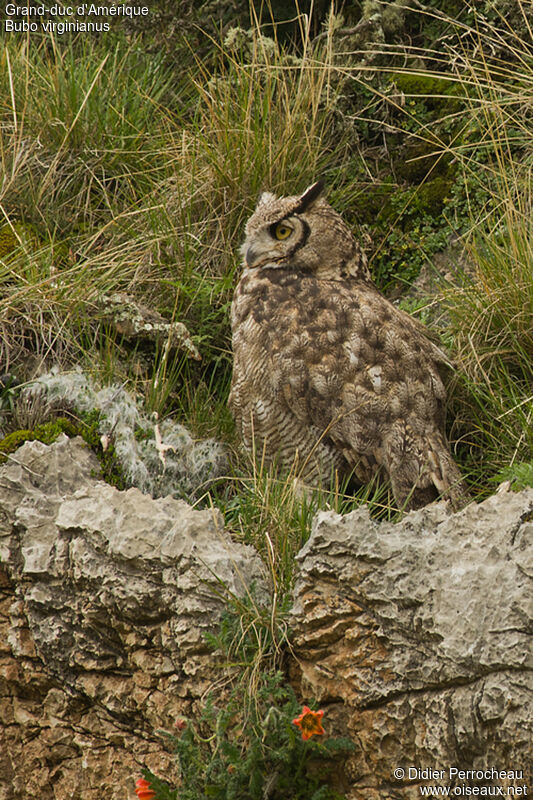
[273,222,293,240]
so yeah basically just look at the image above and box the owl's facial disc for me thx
[244,216,300,268]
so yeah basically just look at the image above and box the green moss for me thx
[389,72,464,111]
[0,418,77,460]
[351,183,397,226]
[0,429,34,455]
[0,413,127,489]
[410,177,454,217]
[382,72,466,148]
[0,222,41,259]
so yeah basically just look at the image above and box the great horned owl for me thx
[229,181,468,510]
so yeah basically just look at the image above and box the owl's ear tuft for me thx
[295,180,324,213]
[257,191,277,208]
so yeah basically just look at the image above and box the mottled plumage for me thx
[229,182,468,510]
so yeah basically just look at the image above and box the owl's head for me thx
[241,181,368,280]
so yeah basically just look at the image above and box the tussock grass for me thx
[444,204,533,484]
[215,455,395,600]
[431,9,533,488]
[0,32,177,380]
[0,35,174,232]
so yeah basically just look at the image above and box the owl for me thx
[229,181,469,511]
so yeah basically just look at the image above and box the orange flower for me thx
[135,778,155,800]
[292,705,325,740]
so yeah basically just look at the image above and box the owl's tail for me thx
[386,426,470,512]
[423,437,471,511]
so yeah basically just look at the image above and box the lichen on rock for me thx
[95,292,201,361]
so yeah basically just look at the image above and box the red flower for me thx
[292,705,325,740]
[135,778,156,800]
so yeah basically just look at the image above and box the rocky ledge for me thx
[0,435,265,800]
[0,436,532,799]
[290,495,533,798]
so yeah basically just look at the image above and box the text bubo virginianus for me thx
[229,181,469,510]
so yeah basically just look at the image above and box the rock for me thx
[0,435,266,800]
[290,496,533,799]
[2,434,532,799]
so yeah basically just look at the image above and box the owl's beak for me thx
[245,245,259,267]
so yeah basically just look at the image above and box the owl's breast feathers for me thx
[231,266,448,435]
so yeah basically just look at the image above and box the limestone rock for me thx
[2,433,532,799]
[290,496,533,799]
[0,435,266,800]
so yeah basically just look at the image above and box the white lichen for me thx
[23,367,228,499]
[96,292,201,361]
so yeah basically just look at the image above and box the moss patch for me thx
[0,414,127,489]
[389,72,464,111]
[0,222,41,259]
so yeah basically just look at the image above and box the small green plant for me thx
[140,673,353,800]
[134,586,354,800]
[493,462,533,492]
[203,589,288,697]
